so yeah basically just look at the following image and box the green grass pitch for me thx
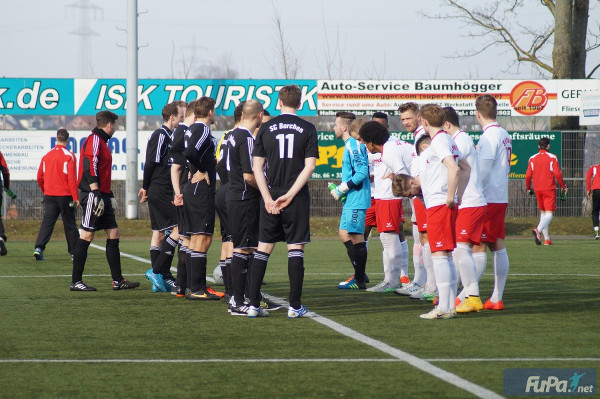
[0,237,599,398]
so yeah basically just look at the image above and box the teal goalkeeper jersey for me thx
[342,137,371,209]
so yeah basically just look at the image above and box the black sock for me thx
[344,240,357,272]
[71,238,91,283]
[353,242,367,284]
[288,249,304,309]
[150,246,161,270]
[156,236,177,278]
[189,251,207,292]
[176,244,187,290]
[185,249,192,291]
[249,251,269,307]
[225,257,233,296]
[231,252,250,306]
[106,239,123,282]
[245,256,254,301]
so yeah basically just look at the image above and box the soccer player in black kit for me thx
[224,100,265,316]
[140,101,184,293]
[250,85,319,318]
[169,100,197,297]
[182,97,221,300]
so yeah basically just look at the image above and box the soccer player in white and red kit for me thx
[525,137,567,245]
[358,121,412,291]
[443,107,487,313]
[417,104,470,319]
[473,95,512,311]
[586,162,600,239]
[395,102,432,299]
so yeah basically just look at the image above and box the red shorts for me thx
[375,199,404,233]
[480,203,507,243]
[365,198,377,227]
[413,197,427,232]
[456,206,486,245]
[535,189,556,211]
[426,205,457,253]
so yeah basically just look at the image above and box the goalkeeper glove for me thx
[92,190,105,217]
[329,182,349,201]
[110,197,117,210]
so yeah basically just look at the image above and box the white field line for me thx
[102,247,503,399]
[426,358,600,362]
[1,357,597,364]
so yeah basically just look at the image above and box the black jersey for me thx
[183,121,217,193]
[142,125,173,189]
[216,130,232,184]
[226,127,258,201]
[253,113,319,191]
[169,123,189,186]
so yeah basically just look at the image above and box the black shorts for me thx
[80,191,118,232]
[175,205,189,238]
[215,183,231,242]
[228,197,260,249]
[183,186,215,235]
[147,184,177,231]
[259,188,310,244]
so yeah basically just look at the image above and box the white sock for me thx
[432,256,452,312]
[473,251,487,281]
[490,248,509,302]
[412,241,425,286]
[448,255,458,306]
[536,214,546,232]
[454,243,479,297]
[400,239,409,278]
[542,213,552,240]
[412,225,425,285]
[422,242,436,292]
[537,212,552,234]
[380,232,398,283]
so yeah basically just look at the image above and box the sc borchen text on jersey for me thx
[269,123,305,133]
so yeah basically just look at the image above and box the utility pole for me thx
[125,0,138,219]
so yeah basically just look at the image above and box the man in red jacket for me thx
[586,162,600,239]
[34,129,80,261]
[0,150,10,255]
[70,111,139,291]
[525,137,567,245]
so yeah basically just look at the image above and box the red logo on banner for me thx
[510,81,548,115]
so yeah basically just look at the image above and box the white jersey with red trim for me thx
[371,152,394,199]
[421,130,463,209]
[476,122,511,204]
[452,130,486,208]
[381,138,413,175]
[410,126,426,176]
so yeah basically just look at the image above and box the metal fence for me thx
[3,131,598,220]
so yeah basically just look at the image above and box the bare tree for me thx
[423,0,596,130]
[270,2,299,79]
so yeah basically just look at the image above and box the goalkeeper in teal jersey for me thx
[329,113,371,289]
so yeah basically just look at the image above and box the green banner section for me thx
[311,131,561,180]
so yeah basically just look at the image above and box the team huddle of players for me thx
[139,86,511,320]
[142,85,317,318]
[329,95,512,320]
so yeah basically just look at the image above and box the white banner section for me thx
[317,79,600,116]
[580,90,600,126]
